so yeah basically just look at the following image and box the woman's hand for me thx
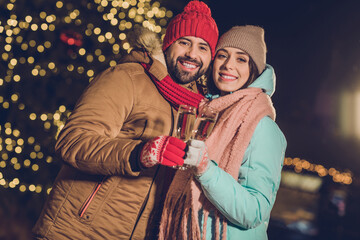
[184,139,210,176]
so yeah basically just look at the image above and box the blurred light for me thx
[59,105,66,112]
[29,184,36,192]
[123,42,130,50]
[24,159,31,167]
[56,1,63,8]
[34,145,41,152]
[53,113,60,120]
[87,70,94,77]
[35,185,42,193]
[14,163,21,170]
[17,138,24,145]
[37,152,44,159]
[31,24,38,31]
[86,54,94,62]
[0,161,6,168]
[44,122,51,129]
[13,75,20,82]
[109,60,116,67]
[28,137,35,144]
[284,157,352,185]
[46,156,53,163]
[19,185,26,192]
[355,91,360,139]
[32,164,39,171]
[98,55,105,62]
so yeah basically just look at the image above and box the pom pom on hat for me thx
[162,0,218,58]
[183,0,211,15]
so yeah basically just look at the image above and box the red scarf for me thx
[141,63,204,110]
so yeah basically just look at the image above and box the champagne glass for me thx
[172,105,197,170]
[191,105,218,140]
[172,105,197,142]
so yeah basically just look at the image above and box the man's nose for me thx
[185,46,198,59]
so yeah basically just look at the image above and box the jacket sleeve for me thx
[196,117,287,229]
[55,66,142,177]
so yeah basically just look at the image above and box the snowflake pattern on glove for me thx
[140,136,168,168]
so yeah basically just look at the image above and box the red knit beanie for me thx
[162,0,219,58]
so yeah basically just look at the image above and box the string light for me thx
[283,157,353,185]
[0,0,172,194]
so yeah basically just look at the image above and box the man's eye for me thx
[199,46,209,51]
[179,41,189,46]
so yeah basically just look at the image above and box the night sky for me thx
[1,1,359,238]
[163,0,360,176]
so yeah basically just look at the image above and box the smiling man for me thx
[162,1,218,86]
[33,1,218,240]
[165,36,212,84]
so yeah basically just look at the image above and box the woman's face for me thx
[212,47,250,95]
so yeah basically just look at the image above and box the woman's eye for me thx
[238,58,247,62]
[217,54,227,59]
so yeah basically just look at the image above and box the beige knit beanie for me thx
[216,25,267,73]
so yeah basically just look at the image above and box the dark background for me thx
[1,0,360,239]
[163,0,360,178]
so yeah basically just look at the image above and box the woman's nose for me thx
[222,58,234,70]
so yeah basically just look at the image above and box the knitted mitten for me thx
[140,136,186,168]
[184,139,210,176]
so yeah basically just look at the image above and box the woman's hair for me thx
[244,56,259,88]
[206,54,260,95]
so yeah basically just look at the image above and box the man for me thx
[33,1,218,239]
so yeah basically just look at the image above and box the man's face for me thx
[165,36,212,84]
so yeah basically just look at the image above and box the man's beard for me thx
[166,55,207,84]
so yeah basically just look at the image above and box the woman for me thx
[158,25,287,239]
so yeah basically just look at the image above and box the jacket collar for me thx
[119,49,168,81]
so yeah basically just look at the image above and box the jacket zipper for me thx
[79,176,106,218]
[129,166,160,239]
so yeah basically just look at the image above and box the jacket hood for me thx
[120,27,167,67]
[248,64,276,97]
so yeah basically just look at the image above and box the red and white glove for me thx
[184,139,210,176]
[140,136,186,168]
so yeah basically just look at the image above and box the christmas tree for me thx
[0,0,172,238]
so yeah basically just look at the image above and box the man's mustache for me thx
[176,56,202,67]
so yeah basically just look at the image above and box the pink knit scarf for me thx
[158,88,276,240]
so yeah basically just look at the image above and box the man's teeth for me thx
[182,62,197,69]
[221,74,236,80]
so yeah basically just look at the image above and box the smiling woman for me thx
[212,48,251,94]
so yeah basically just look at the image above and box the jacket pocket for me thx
[78,176,107,220]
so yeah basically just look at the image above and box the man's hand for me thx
[140,136,186,168]
[184,139,210,176]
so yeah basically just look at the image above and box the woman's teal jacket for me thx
[197,65,287,239]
